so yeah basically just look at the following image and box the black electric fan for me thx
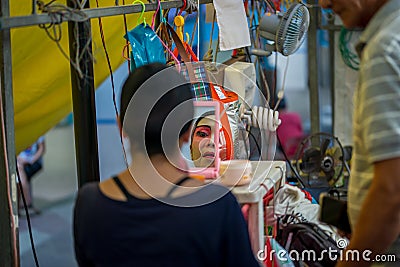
[293,132,345,189]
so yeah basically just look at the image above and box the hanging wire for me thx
[248,0,256,37]
[36,0,88,23]
[272,52,278,106]
[154,9,180,65]
[37,0,92,79]
[75,0,88,9]
[255,0,263,48]
[258,59,271,105]
[96,0,130,167]
[276,131,306,188]
[94,1,117,112]
[0,102,21,265]
[189,11,199,47]
[73,21,94,80]
[202,7,215,62]
[32,0,37,14]
[339,27,360,71]
[263,0,277,13]
[245,128,261,156]
[213,33,220,63]
[183,0,198,13]
[155,7,170,33]
[118,0,131,72]
[248,7,257,49]
[274,56,290,111]
[16,167,41,267]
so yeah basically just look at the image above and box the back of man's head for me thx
[120,63,194,156]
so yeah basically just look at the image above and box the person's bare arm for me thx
[30,141,45,164]
[337,157,400,267]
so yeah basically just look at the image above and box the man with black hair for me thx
[73,63,259,267]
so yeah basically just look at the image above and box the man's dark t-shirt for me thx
[74,180,259,267]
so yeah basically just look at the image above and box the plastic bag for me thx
[124,23,166,71]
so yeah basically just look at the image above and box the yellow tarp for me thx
[11,1,153,153]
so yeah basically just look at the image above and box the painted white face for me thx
[190,115,226,168]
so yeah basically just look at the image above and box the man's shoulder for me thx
[76,182,101,203]
[165,183,237,208]
[366,17,400,58]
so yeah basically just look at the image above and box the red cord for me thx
[178,0,186,15]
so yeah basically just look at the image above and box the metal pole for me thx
[68,0,100,187]
[307,1,320,134]
[0,0,214,30]
[0,0,19,264]
[328,14,335,134]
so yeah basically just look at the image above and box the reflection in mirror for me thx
[178,62,280,185]
[190,111,228,168]
[181,101,220,178]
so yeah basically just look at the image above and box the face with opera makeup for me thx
[190,114,227,168]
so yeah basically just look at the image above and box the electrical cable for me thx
[32,0,37,14]
[339,27,360,71]
[120,0,131,72]
[248,1,255,33]
[244,46,252,63]
[181,0,198,14]
[16,166,40,267]
[203,7,216,62]
[245,128,262,157]
[276,132,305,188]
[258,59,271,104]
[213,29,220,63]
[189,11,199,47]
[37,0,92,79]
[0,81,19,266]
[272,52,278,107]
[274,55,289,111]
[263,0,277,13]
[95,0,129,168]
[248,58,269,107]
[95,0,118,118]
[246,50,268,102]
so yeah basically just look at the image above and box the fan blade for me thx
[321,138,330,156]
[300,147,321,173]
[300,159,320,173]
[322,168,335,181]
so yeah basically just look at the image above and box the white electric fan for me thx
[258,3,310,56]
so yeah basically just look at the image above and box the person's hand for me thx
[251,106,281,132]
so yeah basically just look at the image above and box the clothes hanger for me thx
[121,0,147,61]
[157,16,180,66]
[132,0,146,26]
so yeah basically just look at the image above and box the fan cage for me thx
[294,132,345,186]
[276,4,310,56]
